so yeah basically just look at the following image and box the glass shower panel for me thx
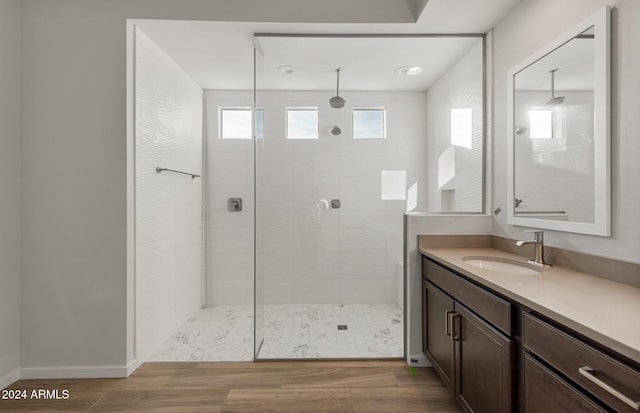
[254,36,437,360]
[253,38,265,359]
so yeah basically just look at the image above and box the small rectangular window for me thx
[286,107,318,139]
[529,109,553,139]
[353,108,386,139]
[220,107,252,139]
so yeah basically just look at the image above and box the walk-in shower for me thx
[132,22,485,362]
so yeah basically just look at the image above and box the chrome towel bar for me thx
[155,167,201,179]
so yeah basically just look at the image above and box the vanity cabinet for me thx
[422,254,640,413]
[422,258,512,413]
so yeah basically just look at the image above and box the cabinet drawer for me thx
[423,257,511,335]
[524,353,607,413]
[523,312,640,413]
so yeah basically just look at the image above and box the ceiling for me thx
[134,0,521,91]
[257,36,481,92]
[514,33,594,91]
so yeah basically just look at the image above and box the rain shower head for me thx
[544,68,565,108]
[544,96,565,108]
[329,68,346,109]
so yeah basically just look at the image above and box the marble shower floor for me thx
[148,304,403,361]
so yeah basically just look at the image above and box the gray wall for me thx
[0,0,22,387]
[492,0,640,263]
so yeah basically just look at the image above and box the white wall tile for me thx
[264,280,294,305]
[293,201,340,229]
[210,275,247,305]
[339,225,386,254]
[339,176,382,203]
[209,228,247,255]
[208,152,250,179]
[293,280,339,304]
[338,254,386,280]
[208,204,249,230]
[340,153,386,177]
[136,238,174,287]
[293,254,339,280]
[296,227,340,254]
[264,254,293,280]
[207,90,427,306]
[135,28,203,361]
[293,176,340,204]
[339,279,387,304]
[292,152,340,178]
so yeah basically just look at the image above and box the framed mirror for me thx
[507,6,610,236]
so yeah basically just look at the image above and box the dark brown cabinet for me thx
[423,280,455,389]
[456,304,512,413]
[523,353,607,413]
[523,312,640,413]
[422,258,512,413]
[422,255,640,413]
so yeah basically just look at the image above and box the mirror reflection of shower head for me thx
[329,67,346,109]
[544,68,565,108]
[515,126,528,135]
[331,126,342,135]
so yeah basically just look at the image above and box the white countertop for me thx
[420,247,640,364]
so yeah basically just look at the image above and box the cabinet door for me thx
[455,304,512,413]
[523,353,607,413]
[423,279,455,390]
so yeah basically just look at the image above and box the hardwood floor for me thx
[0,361,463,412]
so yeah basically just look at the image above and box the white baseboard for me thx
[126,359,139,377]
[20,364,133,380]
[406,354,433,367]
[0,368,20,389]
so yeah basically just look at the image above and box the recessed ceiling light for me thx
[278,65,295,74]
[394,65,423,76]
[406,66,423,75]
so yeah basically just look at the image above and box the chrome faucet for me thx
[515,230,548,266]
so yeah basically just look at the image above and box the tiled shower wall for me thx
[135,28,203,361]
[206,90,427,306]
[425,40,484,212]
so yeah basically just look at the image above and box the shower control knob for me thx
[228,198,242,212]
[331,199,341,209]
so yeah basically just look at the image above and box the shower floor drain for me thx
[337,325,348,330]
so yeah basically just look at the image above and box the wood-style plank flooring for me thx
[0,360,463,412]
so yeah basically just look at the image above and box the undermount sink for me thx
[462,256,541,275]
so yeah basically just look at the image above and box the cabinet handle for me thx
[451,313,461,341]
[578,366,640,411]
[445,310,454,336]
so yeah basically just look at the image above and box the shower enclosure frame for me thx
[251,32,488,361]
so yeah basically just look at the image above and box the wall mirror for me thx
[507,6,610,236]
